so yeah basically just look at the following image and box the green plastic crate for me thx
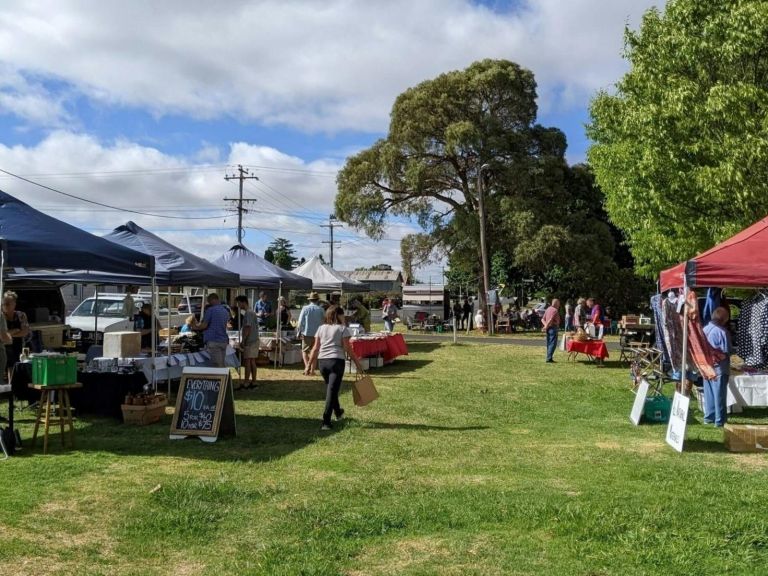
[31,356,77,386]
[643,394,672,423]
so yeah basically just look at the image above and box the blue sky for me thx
[0,0,661,276]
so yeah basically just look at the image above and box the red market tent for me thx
[659,215,768,291]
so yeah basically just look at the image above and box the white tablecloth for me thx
[96,346,240,382]
[727,374,768,414]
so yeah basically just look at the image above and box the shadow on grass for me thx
[354,421,489,432]
[398,341,443,353]
[13,414,486,462]
[683,438,729,453]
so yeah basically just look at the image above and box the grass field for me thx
[3,340,768,575]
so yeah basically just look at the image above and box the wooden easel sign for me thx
[169,367,236,443]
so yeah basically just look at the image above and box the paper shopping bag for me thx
[352,373,379,406]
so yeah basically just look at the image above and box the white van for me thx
[66,292,194,340]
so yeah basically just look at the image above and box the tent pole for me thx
[94,287,100,347]
[151,275,157,393]
[275,282,282,369]
[680,276,690,397]
[167,286,172,399]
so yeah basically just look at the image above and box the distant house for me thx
[339,270,403,293]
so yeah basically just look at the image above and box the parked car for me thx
[66,292,194,340]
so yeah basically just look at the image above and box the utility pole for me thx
[321,215,342,268]
[477,164,493,335]
[224,165,259,244]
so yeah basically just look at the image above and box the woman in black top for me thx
[3,291,29,378]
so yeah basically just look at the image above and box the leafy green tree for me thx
[336,59,563,298]
[266,238,299,270]
[588,0,768,278]
[336,59,648,311]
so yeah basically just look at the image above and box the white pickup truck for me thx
[65,292,196,340]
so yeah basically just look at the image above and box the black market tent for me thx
[212,244,312,291]
[292,256,368,292]
[0,190,153,275]
[103,221,240,287]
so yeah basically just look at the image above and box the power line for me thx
[320,215,343,267]
[224,164,258,244]
[0,167,230,220]
[0,164,228,179]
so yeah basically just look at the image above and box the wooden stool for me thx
[28,383,82,454]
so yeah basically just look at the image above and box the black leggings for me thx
[319,358,345,424]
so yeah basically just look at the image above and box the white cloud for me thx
[0,0,662,132]
[0,66,71,127]
[0,131,412,270]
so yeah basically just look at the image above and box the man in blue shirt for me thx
[191,293,231,368]
[702,306,732,427]
[296,292,325,375]
[254,291,273,328]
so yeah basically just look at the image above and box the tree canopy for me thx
[588,0,768,278]
[264,238,299,270]
[336,59,649,311]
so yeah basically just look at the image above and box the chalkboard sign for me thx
[169,368,236,442]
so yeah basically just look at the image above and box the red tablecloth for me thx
[566,339,609,360]
[351,333,408,362]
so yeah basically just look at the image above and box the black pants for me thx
[319,358,345,424]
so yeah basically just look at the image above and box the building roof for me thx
[339,270,403,282]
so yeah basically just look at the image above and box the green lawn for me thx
[3,341,768,575]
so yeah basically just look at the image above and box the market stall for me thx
[213,244,312,290]
[292,256,368,292]
[565,338,609,363]
[350,333,408,363]
[657,215,768,450]
[0,191,156,440]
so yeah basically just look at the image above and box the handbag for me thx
[352,372,379,406]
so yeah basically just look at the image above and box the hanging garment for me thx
[736,294,768,369]
[701,287,722,326]
[685,290,722,381]
[651,294,670,367]
[662,295,683,373]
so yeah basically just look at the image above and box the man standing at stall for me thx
[541,298,561,363]
[191,293,230,368]
[350,298,371,332]
[254,291,273,329]
[235,295,259,388]
[297,292,325,376]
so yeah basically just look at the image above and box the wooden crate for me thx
[121,398,167,425]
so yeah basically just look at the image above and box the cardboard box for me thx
[103,331,142,358]
[31,323,66,350]
[159,328,178,338]
[346,358,370,373]
[724,424,768,453]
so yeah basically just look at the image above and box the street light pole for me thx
[477,163,493,335]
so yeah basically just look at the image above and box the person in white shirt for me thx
[308,305,364,431]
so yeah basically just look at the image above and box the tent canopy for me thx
[292,256,368,292]
[660,215,768,291]
[104,221,239,286]
[0,190,154,276]
[212,244,312,290]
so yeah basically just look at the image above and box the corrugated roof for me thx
[339,270,403,282]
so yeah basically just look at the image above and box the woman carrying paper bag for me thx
[309,305,365,431]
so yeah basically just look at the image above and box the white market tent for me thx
[292,256,368,292]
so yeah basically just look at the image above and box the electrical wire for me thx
[0,167,231,220]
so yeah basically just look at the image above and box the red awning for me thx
[659,216,768,291]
